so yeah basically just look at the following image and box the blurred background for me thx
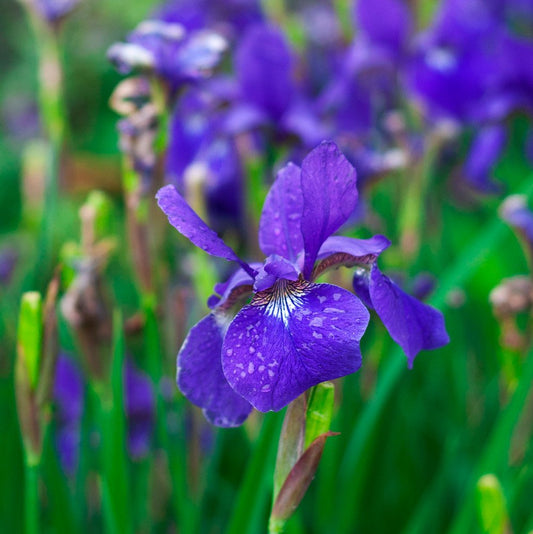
[1,0,533,533]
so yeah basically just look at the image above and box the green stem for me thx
[227,414,283,534]
[142,296,197,534]
[398,136,439,264]
[24,13,66,287]
[24,461,39,534]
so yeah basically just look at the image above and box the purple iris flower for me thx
[224,23,327,148]
[157,141,448,427]
[166,90,244,234]
[54,354,84,475]
[124,361,155,460]
[107,19,227,93]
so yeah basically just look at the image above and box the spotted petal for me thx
[156,185,255,277]
[177,313,253,427]
[300,142,359,279]
[368,264,449,367]
[222,282,369,412]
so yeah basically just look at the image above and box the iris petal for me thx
[177,313,252,427]
[156,185,255,277]
[300,142,359,279]
[222,281,369,412]
[259,163,304,262]
[368,264,449,367]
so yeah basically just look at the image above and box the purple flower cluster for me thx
[157,142,449,427]
[154,0,533,214]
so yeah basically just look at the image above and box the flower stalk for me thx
[269,382,337,533]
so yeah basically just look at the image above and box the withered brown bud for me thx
[109,77,151,116]
[490,276,533,318]
[61,259,111,382]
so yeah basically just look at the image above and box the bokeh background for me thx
[1,0,533,533]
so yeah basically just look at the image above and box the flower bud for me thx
[16,292,43,464]
[476,474,509,534]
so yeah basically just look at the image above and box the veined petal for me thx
[222,281,369,412]
[369,264,449,367]
[156,185,255,277]
[313,235,390,279]
[301,142,359,279]
[259,163,304,262]
[177,313,253,427]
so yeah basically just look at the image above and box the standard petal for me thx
[236,24,294,120]
[222,282,369,412]
[156,185,255,277]
[177,313,253,427]
[259,163,304,262]
[300,142,359,279]
[464,125,506,192]
[369,264,449,367]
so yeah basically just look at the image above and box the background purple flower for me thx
[124,361,155,460]
[54,354,84,475]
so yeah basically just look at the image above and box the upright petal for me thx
[259,163,304,262]
[368,264,449,367]
[300,142,358,279]
[222,282,369,412]
[464,125,506,192]
[355,0,412,57]
[156,185,255,277]
[236,24,294,120]
[177,313,253,427]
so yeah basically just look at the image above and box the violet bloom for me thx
[107,19,227,93]
[157,141,448,427]
[124,361,155,460]
[166,91,244,234]
[54,355,84,475]
[224,23,327,148]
